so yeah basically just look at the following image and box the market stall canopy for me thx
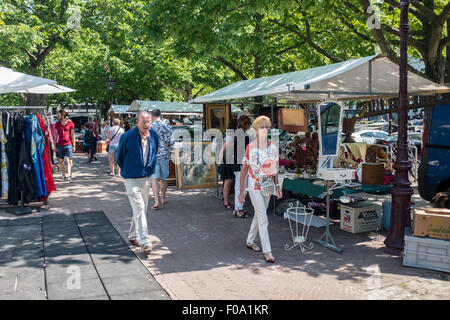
[0,67,56,94]
[129,100,244,115]
[191,54,450,104]
[16,83,75,94]
[109,104,134,114]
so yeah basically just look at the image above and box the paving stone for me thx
[85,242,130,254]
[94,260,150,278]
[101,275,164,296]
[2,224,41,234]
[43,214,74,223]
[73,212,108,221]
[46,276,106,300]
[90,251,136,265]
[78,225,117,235]
[0,273,45,296]
[73,295,109,300]
[7,217,42,226]
[44,235,84,245]
[45,254,93,268]
[43,228,81,237]
[0,289,46,300]
[45,264,100,284]
[110,290,170,300]
[44,245,88,257]
[82,232,125,244]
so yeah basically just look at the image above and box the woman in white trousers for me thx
[238,116,282,263]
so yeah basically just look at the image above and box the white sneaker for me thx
[109,172,115,176]
[68,177,73,183]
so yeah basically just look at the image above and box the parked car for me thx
[351,130,389,144]
[418,102,450,201]
[374,132,423,154]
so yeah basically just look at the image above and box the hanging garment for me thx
[7,115,20,205]
[0,119,8,200]
[37,114,55,200]
[16,115,36,204]
[30,115,47,199]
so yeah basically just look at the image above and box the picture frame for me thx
[174,142,217,189]
[278,108,309,133]
[204,104,231,133]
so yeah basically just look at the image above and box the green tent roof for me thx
[129,100,243,115]
[110,104,133,114]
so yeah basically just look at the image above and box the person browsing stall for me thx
[150,109,175,210]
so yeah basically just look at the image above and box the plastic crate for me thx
[403,228,450,273]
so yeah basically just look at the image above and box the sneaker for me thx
[68,177,73,183]
[63,176,67,181]
[109,172,115,176]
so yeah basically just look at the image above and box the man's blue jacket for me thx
[116,127,160,179]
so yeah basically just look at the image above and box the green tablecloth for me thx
[282,178,391,199]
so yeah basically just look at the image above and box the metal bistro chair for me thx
[284,200,315,253]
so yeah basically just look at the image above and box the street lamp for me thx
[384,0,418,253]
[105,75,116,125]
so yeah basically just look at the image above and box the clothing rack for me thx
[0,106,49,215]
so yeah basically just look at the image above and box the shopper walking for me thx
[238,116,282,263]
[53,110,75,183]
[231,115,252,218]
[150,109,174,209]
[100,120,111,141]
[81,123,97,163]
[107,118,124,176]
[116,111,159,255]
[218,119,237,210]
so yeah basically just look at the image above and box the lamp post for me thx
[106,76,116,124]
[384,0,416,253]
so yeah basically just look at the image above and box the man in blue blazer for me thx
[116,111,159,255]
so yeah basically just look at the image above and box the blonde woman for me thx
[238,116,282,263]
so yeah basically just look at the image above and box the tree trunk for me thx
[184,81,192,102]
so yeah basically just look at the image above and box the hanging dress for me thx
[0,119,8,200]
[30,115,47,199]
[7,115,20,205]
[19,115,36,203]
[37,114,56,199]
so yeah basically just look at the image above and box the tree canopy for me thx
[0,0,448,112]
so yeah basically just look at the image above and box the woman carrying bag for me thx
[238,116,282,263]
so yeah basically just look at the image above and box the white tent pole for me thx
[369,60,373,93]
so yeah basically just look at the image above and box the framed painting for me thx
[174,142,217,189]
[204,104,231,133]
[278,108,309,133]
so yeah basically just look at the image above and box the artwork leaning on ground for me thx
[174,141,217,189]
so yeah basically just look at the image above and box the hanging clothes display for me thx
[0,119,8,200]
[0,109,55,207]
[30,114,47,199]
[7,114,20,205]
[37,114,56,199]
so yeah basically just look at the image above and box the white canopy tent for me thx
[0,67,57,94]
[191,54,450,104]
[16,83,75,94]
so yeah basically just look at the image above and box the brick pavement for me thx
[0,153,449,300]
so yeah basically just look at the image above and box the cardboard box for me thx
[413,208,450,240]
[340,201,381,233]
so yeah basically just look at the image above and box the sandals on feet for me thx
[246,243,262,252]
[233,210,249,218]
[151,205,160,210]
[264,252,276,263]
[223,203,232,209]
